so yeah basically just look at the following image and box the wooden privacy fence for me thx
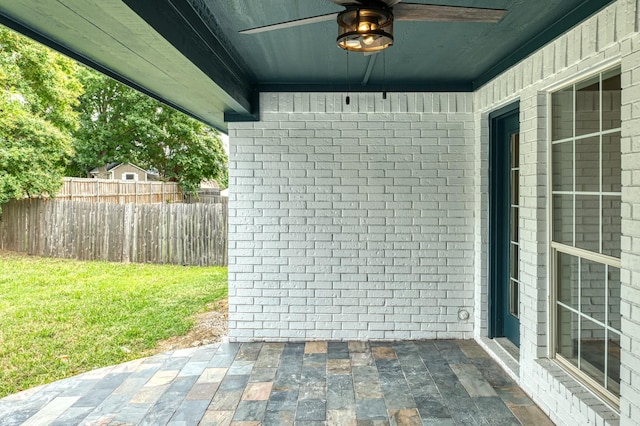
[0,198,228,266]
[57,178,183,204]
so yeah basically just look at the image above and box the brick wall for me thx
[228,93,475,342]
[620,30,640,426]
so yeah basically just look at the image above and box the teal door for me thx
[489,104,520,347]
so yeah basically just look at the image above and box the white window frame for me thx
[546,64,622,409]
[123,172,138,181]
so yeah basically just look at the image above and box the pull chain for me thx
[382,49,387,100]
[346,51,351,105]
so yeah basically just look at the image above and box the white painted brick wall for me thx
[229,92,475,343]
[620,30,640,426]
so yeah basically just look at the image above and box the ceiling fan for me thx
[239,0,507,53]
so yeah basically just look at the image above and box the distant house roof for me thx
[89,162,119,174]
[89,162,148,176]
[200,179,220,189]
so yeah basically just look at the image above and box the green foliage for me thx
[0,251,227,397]
[0,27,227,204]
[70,69,228,192]
[0,28,82,205]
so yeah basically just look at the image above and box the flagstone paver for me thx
[0,340,554,425]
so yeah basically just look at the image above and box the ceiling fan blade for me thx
[330,0,402,5]
[331,0,396,6]
[394,3,507,23]
[240,12,339,34]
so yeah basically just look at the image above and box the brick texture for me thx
[229,92,475,343]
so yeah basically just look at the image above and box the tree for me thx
[69,68,228,193]
[0,28,82,206]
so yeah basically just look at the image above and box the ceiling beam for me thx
[122,0,255,114]
[256,82,472,93]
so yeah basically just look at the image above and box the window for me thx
[123,173,138,181]
[551,67,621,404]
[510,133,520,319]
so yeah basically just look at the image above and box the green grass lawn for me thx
[0,250,227,398]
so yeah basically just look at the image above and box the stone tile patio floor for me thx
[0,340,554,426]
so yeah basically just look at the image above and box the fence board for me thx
[0,199,228,266]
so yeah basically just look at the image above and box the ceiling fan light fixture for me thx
[337,7,393,53]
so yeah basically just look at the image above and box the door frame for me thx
[488,101,520,345]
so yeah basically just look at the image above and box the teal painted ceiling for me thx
[0,0,616,131]
[197,0,594,88]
